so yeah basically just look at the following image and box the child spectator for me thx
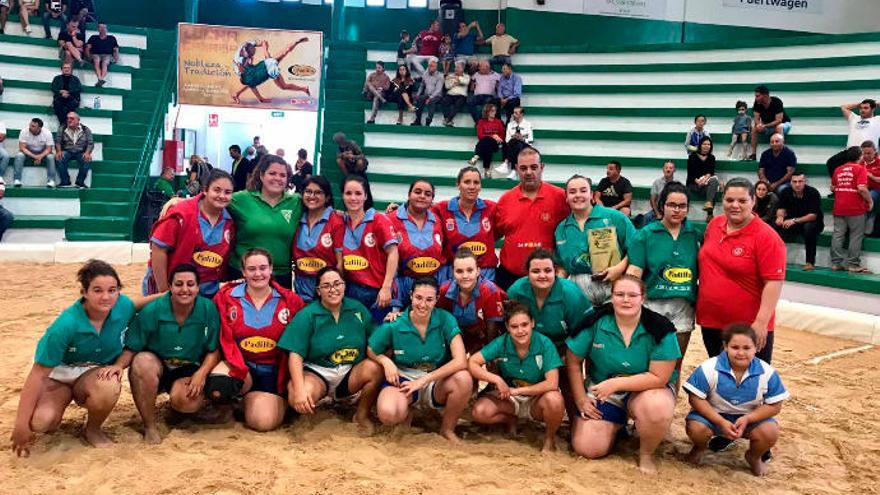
[728,101,752,160]
[684,324,789,477]
[396,30,412,67]
[685,114,710,155]
[830,146,874,273]
[439,34,453,74]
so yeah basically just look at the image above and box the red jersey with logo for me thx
[292,207,344,278]
[495,182,569,276]
[342,208,399,289]
[388,207,444,278]
[148,193,235,293]
[438,278,506,351]
[865,158,880,191]
[697,215,786,331]
[832,162,869,216]
[434,198,499,269]
[214,281,304,386]
[418,29,442,56]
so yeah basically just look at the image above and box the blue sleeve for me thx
[513,75,522,98]
[683,365,710,399]
[764,371,790,404]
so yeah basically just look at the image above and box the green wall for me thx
[197,0,331,32]
[341,7,500,43]
[94,0,184,29]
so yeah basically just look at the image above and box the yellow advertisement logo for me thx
[663,267,693,284]
[296,257,327,273]
[239,336,277,353]
[343,255,369,271]
[407,257,441,274]
[460,241,487,256]
[193,250,223,268]
[330,348,359,364]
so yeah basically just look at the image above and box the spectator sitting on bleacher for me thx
[18,0,38,34]
[0,120,9,178]
[749,85,791,160]
[479,23,519,67]
[0,0,9,35]
[386,64,415,125]
[645,160,676,224]
[14,117,56,188]
[468,103,505,178]
[452,20,482,72]
[859,140,880,237]
[85,23,118,87]
[229,144,252,192]
[687,136,720,221]
[396,30,412,67]
[775,171,822,271]
[363,61,390,124]
[753,180,779,224]
[468,60,499,124]
[499,106,532,179]
[439,35,453,74]
[55,111,92,188]
[0,176,12,241]
[51,62,81,127]
[68,0,94,37]
[594,160,633,216]
[727,100,752,160]
[408,20,442,79]
[830,146,873,273]
[826,99,880,180]
[57,19,85,64]
[411,59,443,127]
[497,63,522,125]
[685,114,710,154]
[441,61,469,127]
[42,0,67,39]
[152,166,175,200]
[758,133,796,194]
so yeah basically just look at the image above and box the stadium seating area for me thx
[0,17,175,242]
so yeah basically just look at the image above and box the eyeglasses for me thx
[611,291,642,300]
[317,280,345,292]
[664,202,688,210]
[303,189,325,197]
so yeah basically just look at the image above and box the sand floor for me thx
[0,263,877,495]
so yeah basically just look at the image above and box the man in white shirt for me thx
[440,61,470,127]
[0,175,12,241]
[826,99,880,178]
[13,118,57,188]
[645,160,676,223]
[498,106,533,179]
[0,120,9,180]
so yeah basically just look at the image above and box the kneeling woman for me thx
[566,275,681,474]
[11,260,160,456]
[278,267,383,430]
[213,248,305,432]
[115,264,221,444]
[468,301,565,452]
[367,277,472,441]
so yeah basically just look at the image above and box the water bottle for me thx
[93,96,101,110]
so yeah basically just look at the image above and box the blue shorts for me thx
[759,121,791,136]
[380,368,443,410]
[246,362,282,396]
[345,281,399,324]
[686,411,777,436]
[590,384,676,425]
[294,274,317,303]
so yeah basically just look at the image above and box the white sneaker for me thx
[492,162,509,178]
[507,169,518,180]
[468,155,479,166]
[25,26,33,34]
[47,180,56,188]
[13,179,22,187]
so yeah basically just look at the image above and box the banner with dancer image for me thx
[177,23,322,111]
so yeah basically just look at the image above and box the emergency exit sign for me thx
[271,111,285,118]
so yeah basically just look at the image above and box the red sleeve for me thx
[482,286,507,321]
[496,120,506,140]
[376,213,398,248]
[150,212,182,249]
[857,166,869,186]
[213,289,248,381]
[476,120,489,139]
[757,226,787,281]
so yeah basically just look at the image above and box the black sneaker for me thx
[762,450,773,463]
[410,121,421,126]
[708,435,735,452]
[76,183,88,189]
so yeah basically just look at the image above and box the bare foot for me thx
[83,427,114,448]
[143,426,162,445]
[686,446,706,465]
[504,417,518,436]
[745,451,769,477]
[232,95,241,104]
[259,97,271,103]
[440,429,462,444]
[638,453,658,474]
[353,414,375,436]
[304,87,311,96]
[541,437,557,453]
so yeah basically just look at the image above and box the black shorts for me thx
[159,363,200,394]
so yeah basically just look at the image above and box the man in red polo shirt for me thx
[494,146,569,290]
[831,146,874,272]
[408,20,442,79]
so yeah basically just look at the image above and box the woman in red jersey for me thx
[292,176,344,302]
[212,248,305,431]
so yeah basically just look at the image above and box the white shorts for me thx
[644,297,695,334]
[398,368,442,411]
[264,58,281,79]
[510,395,536,421]
[48,364,98,385]
[304,363,356,401]
[570,273,611,307]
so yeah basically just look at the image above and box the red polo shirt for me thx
[495,182,569,276]
[697,215,786,331]
[832,162,869,216]
[862,158,880,191]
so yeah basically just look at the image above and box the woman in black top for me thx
[386,65,416,125]
[686,136,721,221]
[753,180,779,224]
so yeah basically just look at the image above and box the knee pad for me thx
[204,375,244,405]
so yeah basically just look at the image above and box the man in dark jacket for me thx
[229,144,253,191]
[55,111,93,188]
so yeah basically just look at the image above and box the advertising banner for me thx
[178,23,322,111]
[582,0,669,19]
[720,0,822,15]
